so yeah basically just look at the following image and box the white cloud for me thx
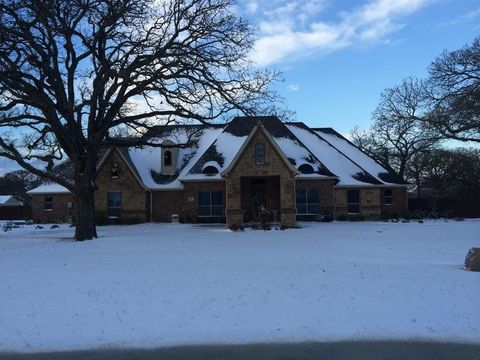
[250,0,429,66]
[246,1,259,14]
[287,84,300,92]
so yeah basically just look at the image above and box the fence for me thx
[408,198,480,218]
[0,206,32,220]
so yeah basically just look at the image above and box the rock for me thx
[465,248,480,272]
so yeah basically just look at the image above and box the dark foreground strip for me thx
[2,341,479,360]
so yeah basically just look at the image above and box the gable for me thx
[222,126,298,177]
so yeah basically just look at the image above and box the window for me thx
[384,189,393,205]
[298,164,314,174]
[296,189,320,215]
[255,143,265,165]
[202,166,219,175]
[44,195,53,211]
[347,189,360,214]
[164,150,172,167]
[111,162,119,179]
[108,192,122,218]
[198,191,223,217]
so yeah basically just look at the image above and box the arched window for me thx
[298,164,314,174]
[164,150,172,167]
[202,166,219,175]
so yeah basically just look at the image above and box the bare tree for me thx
[0,0,278,240]
[351,78,440,181]
[426,37,480,143]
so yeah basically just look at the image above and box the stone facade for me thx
[95,150,148,223]
[31,193,73,223]
[334,186,408,219]
[381,187,408,217]
[224,127,297,227]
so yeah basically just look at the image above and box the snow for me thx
[0,220,479,352]
[0,196,13,204]
[288,125,370,185]
[126,127,224,189]
[315,130,395,184]
[27,183,71,194]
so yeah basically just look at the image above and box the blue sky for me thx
[240,0,480,134]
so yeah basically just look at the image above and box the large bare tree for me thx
[0,0,278,240]
[426,37,480,143]
[351,78,440,182]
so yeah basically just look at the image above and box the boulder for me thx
[465,248,480,272]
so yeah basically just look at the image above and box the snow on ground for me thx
[0,220,479,352]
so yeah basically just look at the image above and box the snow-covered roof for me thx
[0,195,23,205]
[29,117,406,193]
[27,183,71,194]
[313,128,406,185]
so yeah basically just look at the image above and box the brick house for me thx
[27,116,408,225]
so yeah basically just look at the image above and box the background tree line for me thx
[351,37,480,199]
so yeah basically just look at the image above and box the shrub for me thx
[121,217,143,225]
[229,224,239,231]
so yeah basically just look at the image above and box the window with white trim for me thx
[296,189,320,215]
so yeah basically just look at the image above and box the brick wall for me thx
[151,181,226,222]
[295,179,335,215]
[95,150,147,222]
[31,193,73,223]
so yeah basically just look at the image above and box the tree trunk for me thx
[74,181,97,241]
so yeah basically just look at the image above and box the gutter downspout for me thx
[332,184,336,220]
[149,190,153,222]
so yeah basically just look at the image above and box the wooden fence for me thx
[408,198,480,218]
[0,206,32,220]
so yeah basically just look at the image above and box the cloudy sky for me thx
[240,0,479,133]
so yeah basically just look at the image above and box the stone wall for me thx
[224,128,297,227]
[31,193,73,223]
[381,187,408,217]
[95,150,147,222]
[334,186,408,219]
[334,187,381,220]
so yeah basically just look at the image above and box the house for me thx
[0,195,30,220]
[27,116,408,225]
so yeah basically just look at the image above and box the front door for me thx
[241,177,280,222]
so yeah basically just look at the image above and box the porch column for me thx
[280,175,296,227]
[225,176,243,226]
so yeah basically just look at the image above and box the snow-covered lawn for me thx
[0,220,479,352]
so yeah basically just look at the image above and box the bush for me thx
[336,214,347,221]
[121,217,143,225]
[348,214,365,222]
[229,224,239,231]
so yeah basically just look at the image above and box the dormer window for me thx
[111,162,119,179]
[298,164,314,174]
[161,140,178,175]
[255,143,265,165]
[164,150,172,167]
